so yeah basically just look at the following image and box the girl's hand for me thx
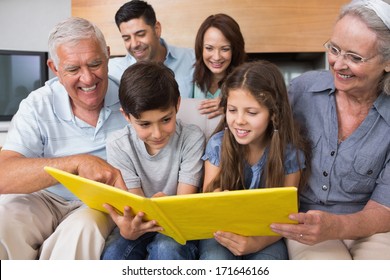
[103,203,163,240]
[213,231,261,256]
[198,98,223,119]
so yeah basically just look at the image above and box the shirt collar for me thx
[308,71,390,125]
[51,77,120,122]
[374,93,390,126]
[306,70,337,95]
[160,38,177,61]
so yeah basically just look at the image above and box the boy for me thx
[101,61,205,260]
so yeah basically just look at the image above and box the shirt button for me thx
[330,151,335,156]
[367,170,373,175]
[323,171,328,177]
[322,185,328,191]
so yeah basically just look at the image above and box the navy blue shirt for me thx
[288,70,390,214]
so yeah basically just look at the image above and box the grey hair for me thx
[48,17,108,67]
[339,0,390,95]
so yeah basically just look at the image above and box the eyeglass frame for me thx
[323,40,377,64]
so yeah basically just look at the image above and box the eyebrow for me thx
[122,29,147,38]
[134,111,174,124]
[330,41,363,55]
[204,44,231,48]
[227,104,257,109]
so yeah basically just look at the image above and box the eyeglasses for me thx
[323,41,376,64]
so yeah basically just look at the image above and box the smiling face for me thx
[329,14,387,97]
[48,38,109,114]
[119,17,161,62]
[226,88,270,151]
[202,27,232,79]
[124,106,177,155]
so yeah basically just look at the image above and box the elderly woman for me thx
[271,0,390,259]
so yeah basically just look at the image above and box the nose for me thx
[212,50,221,60]
[130,37,140,48]
[235,111,246,125]
[330,54,348,70]
[151,125,162,139]
[79,67,94,84]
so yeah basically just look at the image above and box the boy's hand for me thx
[152,192,166,198]
[103,203,163,240]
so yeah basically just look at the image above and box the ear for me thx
[385,65,390,73]
[175,96,181,113]
[47,59,59,77]
[107,46,111,58]
[120,108,131,123]
[154,21,162,38]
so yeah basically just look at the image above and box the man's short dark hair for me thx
[115,0,157,28]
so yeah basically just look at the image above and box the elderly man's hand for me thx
[74,154,127,190]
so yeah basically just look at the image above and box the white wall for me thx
[0,0,71,51]
[0,0,71,146]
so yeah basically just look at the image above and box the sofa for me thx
[176,98,221,139]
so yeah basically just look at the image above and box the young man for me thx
[101,62,205,260]
[0,17,128,259]
[109,0,195,98]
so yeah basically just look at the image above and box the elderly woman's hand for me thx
[270,210,340,245]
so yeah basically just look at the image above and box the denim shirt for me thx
[288,70,390,214]
[202,130,305,189]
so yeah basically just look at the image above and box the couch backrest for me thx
[177,98,221,140]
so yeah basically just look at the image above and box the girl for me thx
[199,60,309,260]
[193,13,246,119]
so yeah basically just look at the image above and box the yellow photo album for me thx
[45,166,298,245]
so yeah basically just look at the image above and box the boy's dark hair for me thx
[119,61,180,118]
[115,0,157,28]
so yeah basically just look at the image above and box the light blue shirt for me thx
[202,130,305,189]
[109,38,195,98]
[3,77,128,200]
[288,70,390,214]
[193,84,221,99]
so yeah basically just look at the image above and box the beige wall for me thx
[72,0,349,56]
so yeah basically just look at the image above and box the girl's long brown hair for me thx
[207,60,310,192]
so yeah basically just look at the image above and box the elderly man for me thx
[0,17,127,259]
